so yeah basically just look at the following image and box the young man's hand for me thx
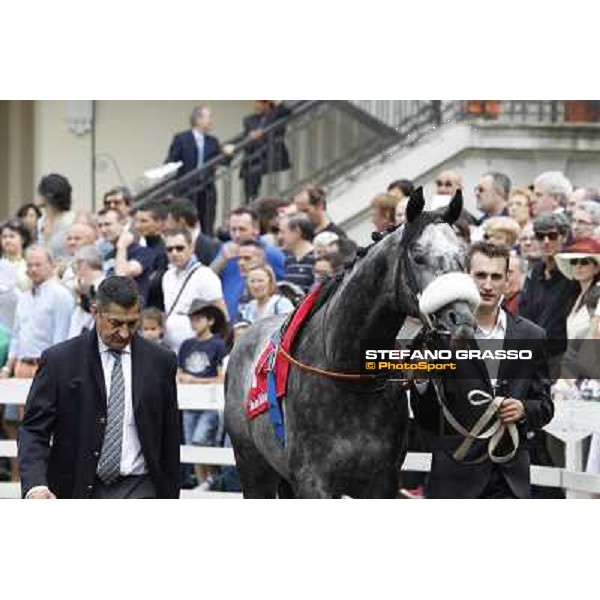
[116,231,134,251]
[221,242,239,261]
[222,144,235,156]
[498,398,525,424]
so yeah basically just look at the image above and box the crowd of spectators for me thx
[0,173,352,489]
[1,161,600,490]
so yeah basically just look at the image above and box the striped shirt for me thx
[283,250,316,292]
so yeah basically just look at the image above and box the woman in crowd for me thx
[35,173,75,263]
[482,216,521,247]
[555,238,600,340]
[369,193,398,233]
[16,203,42,244]
[238,264,294,323]
[554,239,600,405]
[517,221,541,273]
[507,188,532,229]
[0,219,31,291]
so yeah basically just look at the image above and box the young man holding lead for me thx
[411,242,553,498]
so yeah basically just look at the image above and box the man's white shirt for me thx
[162,259,223,353]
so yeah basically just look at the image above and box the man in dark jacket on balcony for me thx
[166,105,233,236]
[237,101,292,203]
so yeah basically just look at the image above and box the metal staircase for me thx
[131,100,456,224]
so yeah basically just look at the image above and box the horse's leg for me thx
[291,464,335,498]
[356,466,402,498]
[357,424,410,499]
[231,442,281,499]
[276,478,295,499]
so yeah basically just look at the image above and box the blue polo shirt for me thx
[216,240,286,320]
[104,242,156,304]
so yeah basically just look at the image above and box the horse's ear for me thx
[406,186,425,223]
[444,189,463,224]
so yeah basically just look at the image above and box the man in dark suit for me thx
[166,105,233,236]
[411,242,553,498]
[236,101,292,203]
[18,276,180,499]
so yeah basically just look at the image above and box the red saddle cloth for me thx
[245,286,322,419]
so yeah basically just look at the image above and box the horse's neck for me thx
[316,239,406,371]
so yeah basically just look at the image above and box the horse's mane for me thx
[306,223,403,319]
[306,210,444,320]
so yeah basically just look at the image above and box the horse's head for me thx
[398,187,479,340]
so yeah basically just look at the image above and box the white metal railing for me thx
[2,380,600,498]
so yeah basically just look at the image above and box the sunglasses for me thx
[534,231,560,241]
[569,257,597,266]
[436,180,454,188]
[166,245,186,253]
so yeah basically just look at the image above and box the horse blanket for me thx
[245,286,322,440]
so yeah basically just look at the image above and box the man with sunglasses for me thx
[434,170,478,226]
[435,170,462,197]
[518,213,579,378]
[18,276,180,498]
[474,172,511,224]
[161,228,227,354]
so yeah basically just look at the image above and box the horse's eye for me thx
[413,254,426,265]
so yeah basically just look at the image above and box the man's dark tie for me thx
[97,349,125,484]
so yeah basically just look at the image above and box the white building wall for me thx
[34,101,92,210]
[33,100,254,212]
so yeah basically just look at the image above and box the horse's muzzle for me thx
[434,300,477,341]
[418,272,479,340]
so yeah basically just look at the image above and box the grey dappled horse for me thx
[225,188,476,498]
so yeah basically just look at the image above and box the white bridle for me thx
[416,272,519,463]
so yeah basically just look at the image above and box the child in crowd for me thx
[177,299,228,489]
[140,307,167,345]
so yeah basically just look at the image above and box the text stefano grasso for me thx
[364,349,533,361]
